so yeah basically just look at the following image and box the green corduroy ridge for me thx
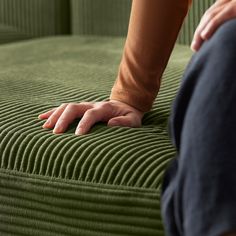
[0,36,192,236]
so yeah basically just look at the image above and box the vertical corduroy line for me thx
[177,0,216,45]
[0,0,216,45]
[70,0,215,45]
[0,0,70,43]
[0,36,193,236]
[71,0,132,37]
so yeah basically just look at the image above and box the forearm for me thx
[110,0,191,112]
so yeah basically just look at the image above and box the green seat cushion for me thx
[0,36,192,236]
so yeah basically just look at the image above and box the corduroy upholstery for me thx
[0,24,30,44]
[177,0,216,45]
[0,36,192,236]
[71,0,132,36]
[0,0,70,44]
[0,1,214,235]
[71,0,216,45]
[0,0,215,45]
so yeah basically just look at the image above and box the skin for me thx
[191,0,236,51]
[38,100,143,135]
[39,1,236,234]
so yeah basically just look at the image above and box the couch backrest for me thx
[71,0,132,37]
[0,0,70,44]
[0,0,216,45]
[177,0,216,45]
[71,0,216,45]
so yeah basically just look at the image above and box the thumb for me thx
[108,115,141,128]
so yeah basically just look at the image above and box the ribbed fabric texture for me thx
[0,0,70,43]
[0,36,192,235]
[177,0,216,45]
[71,0,132,36]
[0,0,215,45]
[0,170,163,236]
[0,24,30,44]
[70,0,215,45]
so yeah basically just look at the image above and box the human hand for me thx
[38,100,144,135]
[191,0,236,51]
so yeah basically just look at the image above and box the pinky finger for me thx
[38,108,57,119]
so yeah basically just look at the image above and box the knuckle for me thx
[232,7,236,15]
[203,9,210,18]
[86,109,96,116]
[80,101,93,106]
[78,121,87,129]
[60,103,68,107]
[46,117,55,125]
[67,103,77,109]
[204,9,215,21]
[206,14,214,22]
[233,4,236,13]
[209,18,217,28]
[46,117,52,123]
[194,27,201,35]
[48,111,56,119]
[78,124,85,129]
[228,5,235,15]
[100,102,113,110]
[57,117,67,123]
[50,114,59,121]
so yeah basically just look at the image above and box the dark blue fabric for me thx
[161,19,236,236]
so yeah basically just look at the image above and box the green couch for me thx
[0,1,214,235]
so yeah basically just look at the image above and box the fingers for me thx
[75,105,113,135]
[191,0,236,52]
[53,103,92,134]
[42,103,68,129]
[40,101,143,135]
[40,102,95,134]
[191,4,224,51]
[200,4,236,40]
[75,111,141,135]
[53,103,83,134]
[38,108,57,119]
[108,113,142,128]
[190,34,204,52]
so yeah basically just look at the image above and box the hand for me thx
[191,0,236,51]
[38,100,144,135]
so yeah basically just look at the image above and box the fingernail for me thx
[75,128,83,135]
[43,122,50,128]
[46,120,52,125]
[191,41,196,51]
[201,31,207,39]
[53,126,62,134]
